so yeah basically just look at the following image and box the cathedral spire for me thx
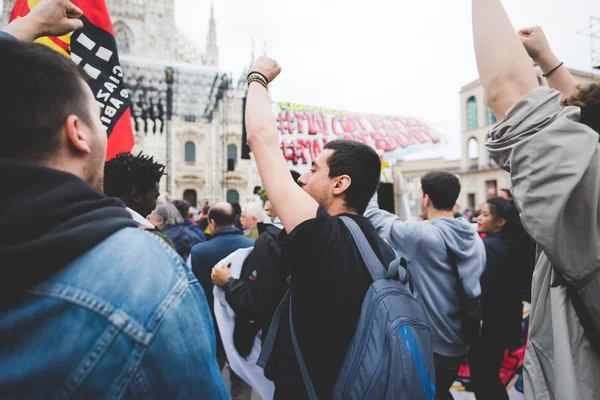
[205,0,219,67]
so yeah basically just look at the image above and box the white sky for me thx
[175,0,599,159]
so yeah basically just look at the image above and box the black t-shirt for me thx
[264,207,394,399]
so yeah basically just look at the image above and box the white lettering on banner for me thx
[92,64,127,131]
[110,98,124,109]
[97,88,110,102]
[104,81,117,93]
[105,106,117,118]
[112,66,123,78]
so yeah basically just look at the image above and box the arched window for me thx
[226,189,239,204]
[468,137,479,160]
[227,144,237,171]
[467,96,478,130]
[486,106,497,126]
[185,141,196,163]
[183,189,197,207]
[113,22,133,55]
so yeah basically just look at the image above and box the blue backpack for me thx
[258,216,436,399]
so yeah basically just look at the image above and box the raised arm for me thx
[472,0,539,118]
[245,57,318,233]
[2,0,83,42]
[518,26,579,97]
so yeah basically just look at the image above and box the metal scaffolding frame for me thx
[577,16,600,70]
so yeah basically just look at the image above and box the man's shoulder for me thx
[40,227,194,332]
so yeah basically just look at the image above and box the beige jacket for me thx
[486,87,600,400]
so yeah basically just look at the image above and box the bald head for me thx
[208,202,236,230]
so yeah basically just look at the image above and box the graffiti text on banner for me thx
[275,102,444,172]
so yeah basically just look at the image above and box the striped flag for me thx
[10,0,134,160]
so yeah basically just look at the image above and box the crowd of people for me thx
[2,0,600,398]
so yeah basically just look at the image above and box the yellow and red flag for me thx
[10,0,134,160]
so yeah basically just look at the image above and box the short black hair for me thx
[208,204,236,227]
[421,170,461,211]
[0,40,91,161]
[323,140,381,214]
[104,152,166,197]
[253,186,262,195]
[172,200,190,219]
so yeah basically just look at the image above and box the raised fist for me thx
[518,26,553,64]
[250,56,282,83]
[27,0,84,38]
[4,0,83,41]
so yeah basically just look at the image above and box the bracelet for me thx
[248,74,268,90]
[248,72,268,86]
[543,61,564,78]
[247,71,269,83]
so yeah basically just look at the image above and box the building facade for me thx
[396,67,599,216]
[1,0,257,208]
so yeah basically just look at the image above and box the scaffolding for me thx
[577,16,600,71]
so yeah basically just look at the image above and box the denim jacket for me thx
[0,228,231,399]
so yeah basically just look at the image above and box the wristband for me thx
[248,74,268,90]
[247,71,269,84]
[543,61,564,78]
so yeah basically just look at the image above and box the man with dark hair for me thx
[245,57,398,399]
[104,152,175,247]
[188,202,255,400]
[104,152,165,222]
[0,3,228,397]
[366,169,485,399]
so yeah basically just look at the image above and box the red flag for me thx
[10,0,134,160]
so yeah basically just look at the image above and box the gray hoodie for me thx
[365,195,485,357]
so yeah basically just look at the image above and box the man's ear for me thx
[130,185,142,203]
[332,174,352,196]
[64,115,91,155]
[423,194,431,208]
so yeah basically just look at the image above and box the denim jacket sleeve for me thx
[133,273,230,399]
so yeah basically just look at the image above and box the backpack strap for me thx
[256,285,319,400]
[289,293,319,400]
[340,216,387,281]
[257,286,289,368]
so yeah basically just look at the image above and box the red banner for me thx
[10,0,134,160]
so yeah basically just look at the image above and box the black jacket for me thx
[223,224,284,357]
[480,232,522,349]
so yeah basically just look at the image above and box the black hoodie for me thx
[0,159,138,304]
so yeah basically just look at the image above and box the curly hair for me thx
[562,83,600,134]
[104,152,166,197]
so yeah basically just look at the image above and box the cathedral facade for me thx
[1,0,258,207]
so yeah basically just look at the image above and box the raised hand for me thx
[518,26,554,67]
[249,56,282,83]
[3,0,83,42]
